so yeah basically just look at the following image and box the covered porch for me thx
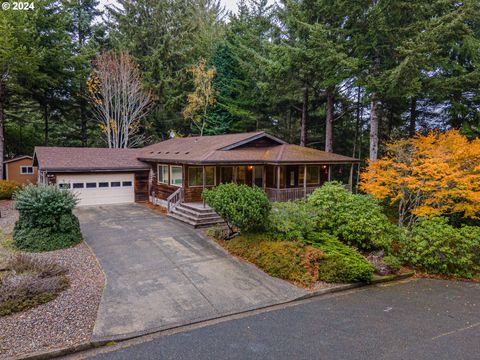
[183,163,353,203]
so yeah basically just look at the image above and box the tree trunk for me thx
[0,81,5,180]
[369,94,379,160]
[325,90,334,152]
[44,103,49,146]
[300,86,309,147]
[409,97,417,137]
[80,86,88,146]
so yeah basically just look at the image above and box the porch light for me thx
[247,165,253,171]
[321,165,327,169]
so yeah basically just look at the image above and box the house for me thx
[33,131,359,226]
[3,156,37,185]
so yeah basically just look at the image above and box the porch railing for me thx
[167,187,184,213]
[265,186,319,202]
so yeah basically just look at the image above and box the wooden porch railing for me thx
[265,186,318,202]
[166,187,184,213]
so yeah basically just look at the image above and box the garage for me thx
[56,173,135,206]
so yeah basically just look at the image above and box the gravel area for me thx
[0,200,18,234]
[0,239,105,358]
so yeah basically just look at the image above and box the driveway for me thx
[76,204,306,341]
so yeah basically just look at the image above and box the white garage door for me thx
[56,173,135,206]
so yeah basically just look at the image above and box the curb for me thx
[12,271,415,360]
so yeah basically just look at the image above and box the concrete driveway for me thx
[76,204,306,341]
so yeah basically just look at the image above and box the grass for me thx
[218,233,324,287]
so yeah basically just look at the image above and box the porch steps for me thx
[168,203,224,228]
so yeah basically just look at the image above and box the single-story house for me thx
[33,131,359,226]
[3,156,37,185]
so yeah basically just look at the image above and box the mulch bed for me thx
[0,200,105,359]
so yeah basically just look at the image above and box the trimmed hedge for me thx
[203,183,271,235]
[13,185,82,252]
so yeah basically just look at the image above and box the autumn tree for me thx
[87,52,153,148]
[359,130,480,227]
[183,59,216,136]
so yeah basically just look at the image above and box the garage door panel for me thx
[56,173,135,206]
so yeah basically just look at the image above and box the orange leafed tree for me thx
[359,130,480,227]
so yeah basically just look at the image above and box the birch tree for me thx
[87,51,153,148]
[183,58,216,136]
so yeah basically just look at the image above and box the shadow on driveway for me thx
[76,204,307,341]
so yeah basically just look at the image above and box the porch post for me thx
[202,166,206,208]
[303,165,307,199]
[328,165,332,181]
[262,166,266,190]
[233,166,237,184]
[348,163,354,192]
[276,166,280,189]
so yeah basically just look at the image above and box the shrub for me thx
[267,200,316,241]
[223,233,324,287]
[383,255,402,273]
[401,217,480,278]
[203,183,271,236]
[0,254,69,316]
[13,185,82,252]
[307,232,374,283]
[0,180,20,200]
[308,182,399,251]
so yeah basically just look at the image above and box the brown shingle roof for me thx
[34,147,149,172]
[139,132,358,164]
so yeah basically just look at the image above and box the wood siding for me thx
[5,158,37,184]
[134,171,149,202]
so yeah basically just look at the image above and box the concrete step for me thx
[174,204,218,219]
[178,203,214,214]
[171,208,222,223]
[167,212,224,228]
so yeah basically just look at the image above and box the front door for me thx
[253,166,264,187]
[286,165,298,188]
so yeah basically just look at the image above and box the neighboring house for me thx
[4,156,37,185]
[33,132,358,226]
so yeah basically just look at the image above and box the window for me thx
[188,167,215,187]
[20,166,33,174]
[170,166,183,186]
[220,167,233,183]
[157,164,169,184]
[73,183,84,189]
[111,181,121,187]
[59,183,71,189]
[86,182,97,188]
[299,166,320,185]
[237,166,247,185]
[122,181,132,187]
[99,182,109,188]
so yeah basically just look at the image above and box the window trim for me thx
[20,166,34,175]
[188,166,216,188]
[157,164,169,184]
[170,165,183,187]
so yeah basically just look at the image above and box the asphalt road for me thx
[76,278,480,360]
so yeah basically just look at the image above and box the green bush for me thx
[0,180,20,200]
[223,233,324,287]
[267,200,316,241]
[13,185,82,252]
[383,255,402,273]
[401,217,480,278]
[308,182,399,251]
[307,232,374,283]
[203,183,271,235]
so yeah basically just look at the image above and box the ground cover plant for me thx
[220,233,324,287]
[0,254,69,316]
[13,185,82,252]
